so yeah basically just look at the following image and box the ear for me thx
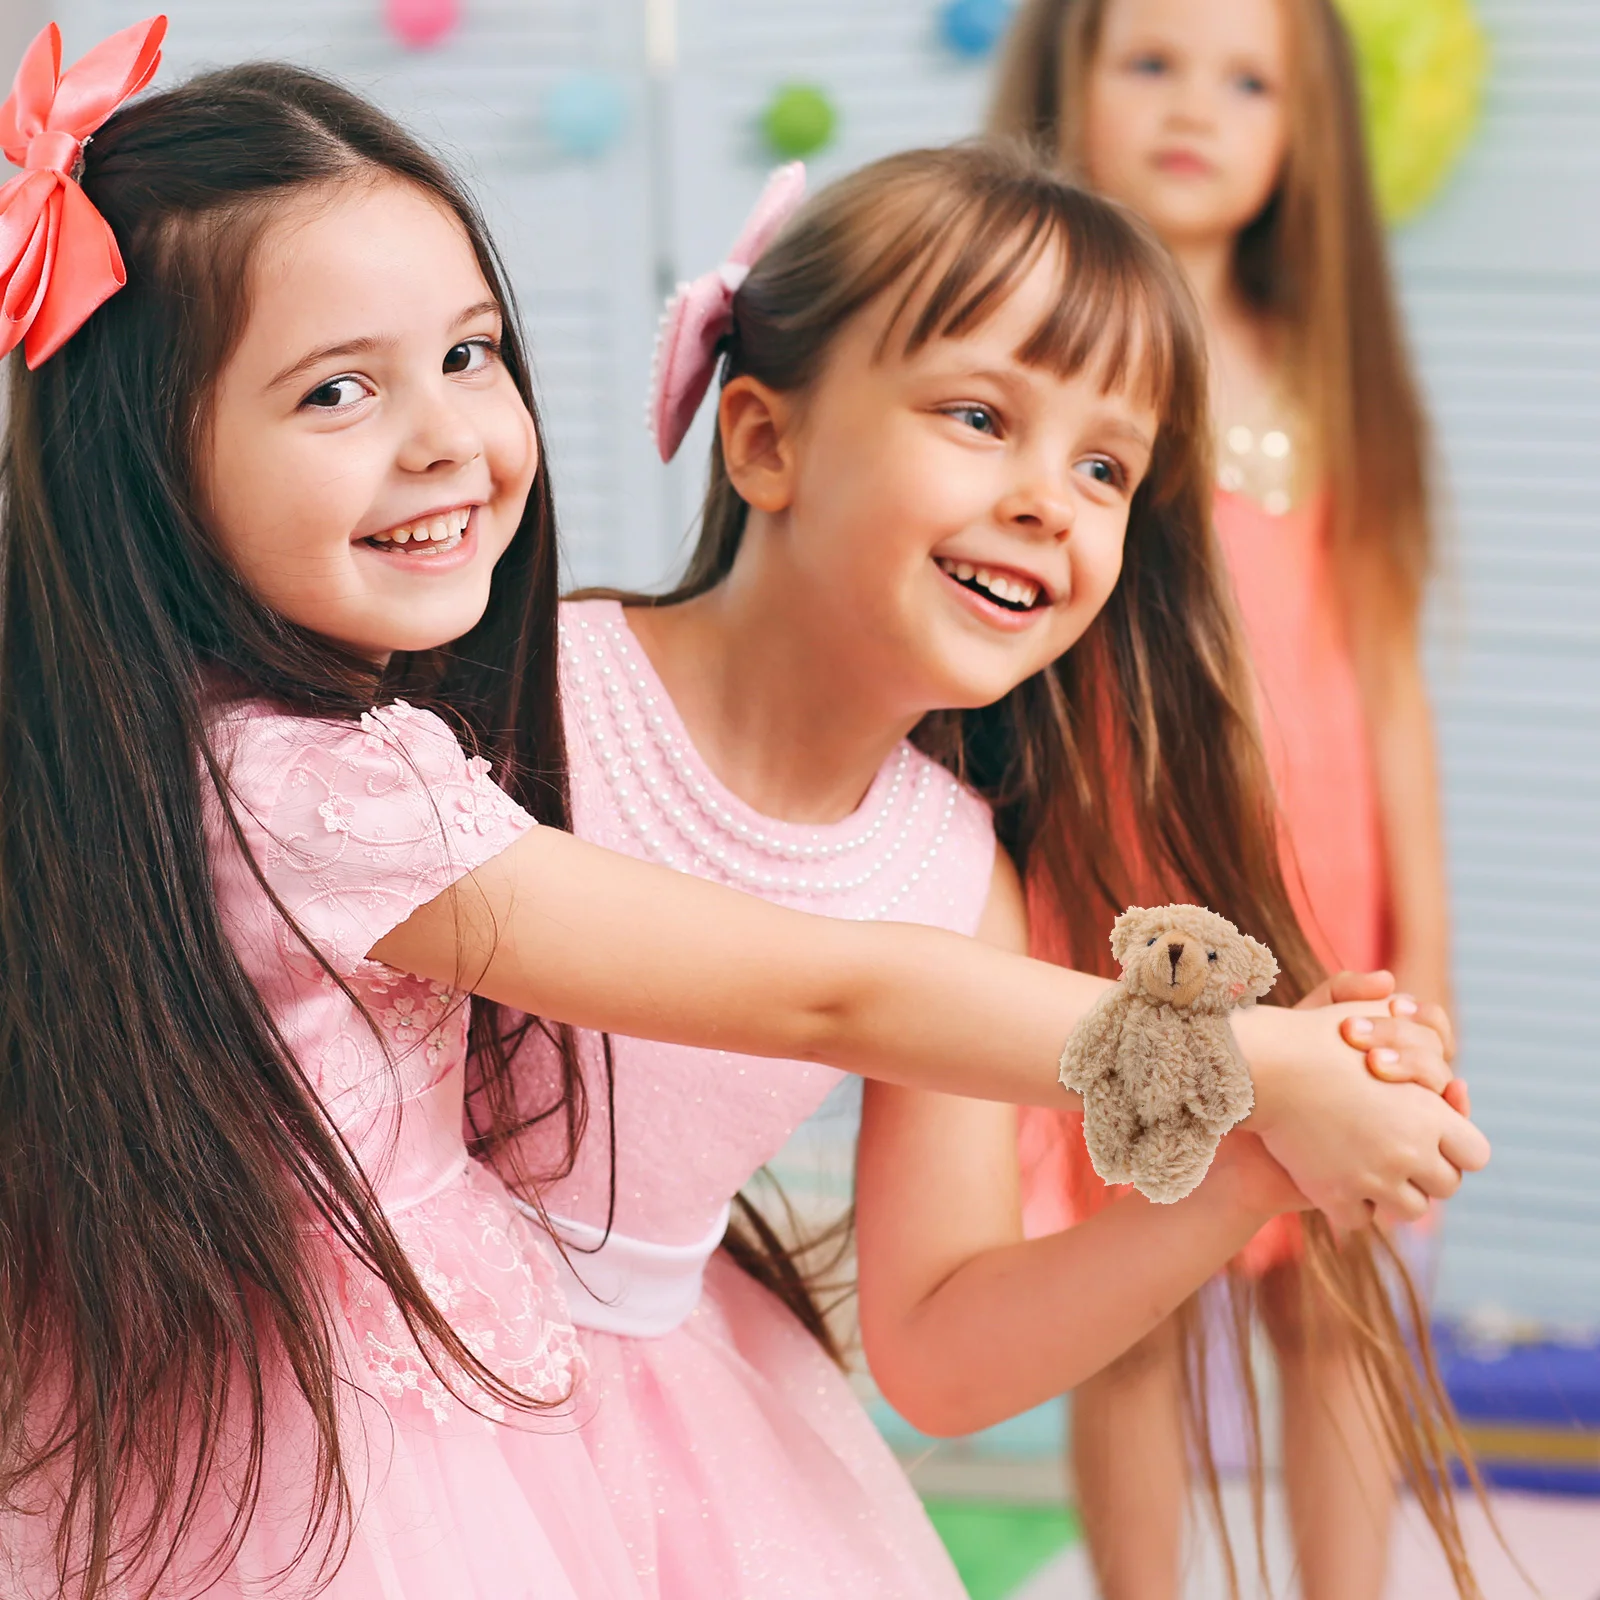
[719,376,799,514]
[1241,934,1279,999]
[1109,907,1151,966]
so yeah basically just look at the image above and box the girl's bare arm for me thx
[853,855,1461,1435]
[369,825,1486,1228]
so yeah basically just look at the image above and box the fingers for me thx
[1406,1152,1463,1203]
[1411,998,1457,1062]
[1443,1079,1472,1119]
[1375,1184,1433,1229]
[1439,1113,1492,1174]
[1329,969,1395,1005]
[1343,1014,1452,1094]
[1297,970,1395,1011]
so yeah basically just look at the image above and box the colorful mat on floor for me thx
[924,1501,1081,1600]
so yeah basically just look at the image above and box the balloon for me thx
[385,0,459,50]
[761,84,837,161]
[938,0,1014,59]
[543,71,628,158]
[1334,0,1488,221]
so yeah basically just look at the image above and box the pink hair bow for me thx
[649,162,807,463]
[0,16,167,369]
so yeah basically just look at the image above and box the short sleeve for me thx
[228,701,535,975]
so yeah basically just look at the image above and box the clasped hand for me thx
[1226,970,1487,1234]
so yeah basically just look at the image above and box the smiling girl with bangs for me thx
[498,142,1489,1598]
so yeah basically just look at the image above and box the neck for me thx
[626,533,919,826]
[1167,233,1237,327]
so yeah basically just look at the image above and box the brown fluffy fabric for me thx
[1059,905,1279,1203]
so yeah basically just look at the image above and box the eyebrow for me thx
[266,298,503,392]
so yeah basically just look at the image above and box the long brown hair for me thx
[624,143,1482,1595]
[990,0,1434,606]
[0,64,600,1599]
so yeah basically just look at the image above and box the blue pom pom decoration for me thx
[543,71,628,159]
[939,0,1014,59]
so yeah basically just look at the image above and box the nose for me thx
[995,480,1074,543]
[397,386,483,476]
[1167,942,1185,979]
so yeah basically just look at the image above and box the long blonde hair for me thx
[990,0,1434,607]
[609,143,1483,1596]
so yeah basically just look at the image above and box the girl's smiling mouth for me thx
[359,504,476,559]
[934,554,1053,619]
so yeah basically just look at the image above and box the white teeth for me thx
[393,527,412,544]
[372,530,393,543]
[938,557,1041,608]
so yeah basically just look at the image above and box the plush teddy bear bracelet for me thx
[1058,905,1280,1204]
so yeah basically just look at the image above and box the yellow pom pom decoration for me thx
[1334,0,1489,222]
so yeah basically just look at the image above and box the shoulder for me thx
[210,698,527,853]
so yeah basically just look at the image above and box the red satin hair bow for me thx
[0,16,166,369]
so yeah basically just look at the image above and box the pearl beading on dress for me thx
[562,613,960,920]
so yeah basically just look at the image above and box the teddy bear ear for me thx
[1242,934,1280,997]
[1110,907,1152,965]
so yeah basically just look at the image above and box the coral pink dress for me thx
[5,702,644,1599]
[509,599,995,1599]
[1020,488,1391,1274]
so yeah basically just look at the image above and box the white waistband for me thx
[517,1200,732,1338]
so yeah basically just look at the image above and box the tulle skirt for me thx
[575,1252,966,1600]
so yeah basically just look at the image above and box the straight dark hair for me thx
[615,143,1483,1596]
[0,64,600,1599]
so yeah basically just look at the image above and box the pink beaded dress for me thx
[510,599,997,1599]
[9,700,646,1599]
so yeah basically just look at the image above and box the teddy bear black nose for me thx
[1167,942,1185,978]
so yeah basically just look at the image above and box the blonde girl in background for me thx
[501,144,1486,1599]
[992,0,1454,1594]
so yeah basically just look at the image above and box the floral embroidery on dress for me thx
[208,700,568,1428]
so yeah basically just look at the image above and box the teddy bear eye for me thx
[1147,938,1157,947]
[1207,951,1218,962]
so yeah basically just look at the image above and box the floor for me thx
[975,1482,1600,1600]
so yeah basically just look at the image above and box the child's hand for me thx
[1236,1004,1490,1234]
[1295,968,1460,1096]
[1205,1130,1308,1223]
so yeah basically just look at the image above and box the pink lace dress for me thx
[507,599,998,1599]
[18,701,643,1599]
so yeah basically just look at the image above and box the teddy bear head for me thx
[1109,904,1279,1015]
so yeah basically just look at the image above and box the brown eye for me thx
[444,337,496,375]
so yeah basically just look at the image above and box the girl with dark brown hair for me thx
[991,0,1457,1593]
[0,25,1477,1599]
[496,143,1487,1598]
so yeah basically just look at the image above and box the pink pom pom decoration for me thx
[385,0,459,50]
[648,162,807,463]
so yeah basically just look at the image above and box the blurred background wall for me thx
[34,0,1600,1325]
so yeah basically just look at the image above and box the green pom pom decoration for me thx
[1334,0,1489,222]
[762,83,838,160]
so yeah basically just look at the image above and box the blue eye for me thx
[1076,455,1126,491]
[302,376,369,410]
[1234,71,1269,96]
[1129,52,1169,77]
[945,404,999,436]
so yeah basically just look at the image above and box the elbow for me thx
[864,1330,1000,1439]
